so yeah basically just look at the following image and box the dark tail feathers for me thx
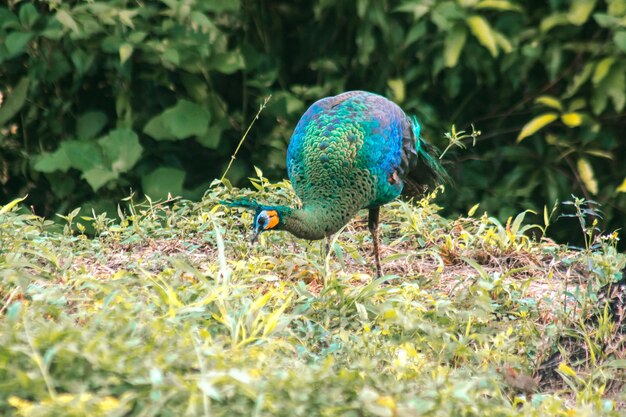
[416,137,453,186]
[402,116,452,196]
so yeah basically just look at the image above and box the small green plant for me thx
[55,207,81,236]
[440,124,481,159]
[562,195,603,266]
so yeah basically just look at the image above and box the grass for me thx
[0,177,625,417]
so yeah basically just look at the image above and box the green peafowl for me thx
[223,91,450,277]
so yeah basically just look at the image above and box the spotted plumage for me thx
[223,91,450,276]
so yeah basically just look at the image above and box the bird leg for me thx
[325,236,331,258]
[368,207,382,277]
[323,235,332,279]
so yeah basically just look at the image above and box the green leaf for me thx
[593,13,617,28]
[614,31,626,53]
[101,35,122,53]
[118,10,138,28]
[387,79,405,103]
[474,0,522,12]
[98,128,143,173]
[516,113,558,142]
[606,64,626,112]
[82,167,118,191]
[56,9,79,33]
[71,48,95,75]
[62,141,103,171]
[144,101,210,141]
[19,3,39,29]
[142,167,186,199]
[128,31,147,44]
[190,11,216,31]
[466,15,498,56]
[577,158,598,194]
[143,114,174,141]
[461,257,489,280]
[591,82,609,114]
[584,149,613,159]
[558,362,578,377]
[162,100,210,139]
[163,48,180,66]
[33,149,71,173]
[5,31,33,58]
[564,62,593,98]
[196,124,225,149]
[0,77,29,126]
[535,95,562,111]
[119,43,133,64]
[592,57,614,85]
[0,195,27,215]
[443,25,467,68]
[568,0,597,25]
[0,8,19,31]
[404,22,426,47]
[180,73,209,101]
[592,62,626,113]
[493,31,512,53]
[76,111,107,140]
[561,112,583,127]
[209,50,245,74]
[40,19,63,40]
[540,12,569,32]
[608,0,626,16]
[568,98,586,111]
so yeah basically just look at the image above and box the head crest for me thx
[219,198,262,212]
[411,115,422,141]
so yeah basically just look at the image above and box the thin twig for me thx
[221,95,272,182]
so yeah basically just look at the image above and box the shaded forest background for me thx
[1,0,625,247]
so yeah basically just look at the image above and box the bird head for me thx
[251,209,281,243]
[220,199,282,243]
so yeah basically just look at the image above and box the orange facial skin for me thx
[266,210,279,229]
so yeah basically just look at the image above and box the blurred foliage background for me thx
[1,0,625,246]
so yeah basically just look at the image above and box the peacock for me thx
[223,90,450,277]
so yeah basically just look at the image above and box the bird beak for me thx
[250,228,261,244]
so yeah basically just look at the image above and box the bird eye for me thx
[256,214,268,228]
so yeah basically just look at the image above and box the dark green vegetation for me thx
[1,0,625,245]
[1,181,625,416]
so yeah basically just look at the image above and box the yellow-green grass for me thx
[1,179,624,416]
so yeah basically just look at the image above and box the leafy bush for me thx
[1,0,246,215]
[1,0,625,244]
